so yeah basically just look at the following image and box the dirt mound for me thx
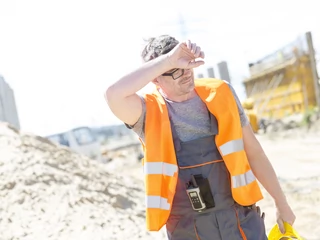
[0,122,162,240]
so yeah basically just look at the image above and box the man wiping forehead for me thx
[105,34,296,239]
[130,35,248,142]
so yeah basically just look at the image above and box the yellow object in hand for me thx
[268,222,302,240]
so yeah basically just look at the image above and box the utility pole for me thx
[306,31,320,109]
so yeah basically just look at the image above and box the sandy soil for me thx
[1,122,319,240]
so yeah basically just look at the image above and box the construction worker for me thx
[105,35,296,239]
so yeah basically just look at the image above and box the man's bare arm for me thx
[243,125,287,203]
[242,124,295,232]
[104,41,205,125]
[105,55,171,125]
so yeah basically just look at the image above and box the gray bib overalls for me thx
[166,114,267,240]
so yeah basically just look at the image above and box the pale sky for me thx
[0,0,320,136]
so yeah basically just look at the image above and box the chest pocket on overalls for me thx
[172,111,221,169]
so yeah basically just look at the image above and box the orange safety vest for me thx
[141,78,263,231]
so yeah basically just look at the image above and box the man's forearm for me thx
[247,147,288,205]
[107,54,171,98]
[242,125,288,205]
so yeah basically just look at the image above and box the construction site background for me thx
[242,31,320,134]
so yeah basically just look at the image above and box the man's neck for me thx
[159,89,197,102]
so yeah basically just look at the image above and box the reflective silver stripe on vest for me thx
[144,162,178,176]
[232,170,256,188]
[146,196,170,210]
[220,139,244,156]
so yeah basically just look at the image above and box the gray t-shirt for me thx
[128,82,249,142]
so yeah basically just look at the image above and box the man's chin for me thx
[184,81,195,93]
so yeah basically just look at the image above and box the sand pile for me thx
[0,122,162,240]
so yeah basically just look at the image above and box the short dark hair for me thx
[141,35,179,62]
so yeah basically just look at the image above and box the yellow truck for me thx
[242,31,320,132]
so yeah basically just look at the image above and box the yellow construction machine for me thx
[242,31,320,133]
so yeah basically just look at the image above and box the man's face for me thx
[156,68,195,97]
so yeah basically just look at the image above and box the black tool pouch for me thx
[194,174,215,209]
